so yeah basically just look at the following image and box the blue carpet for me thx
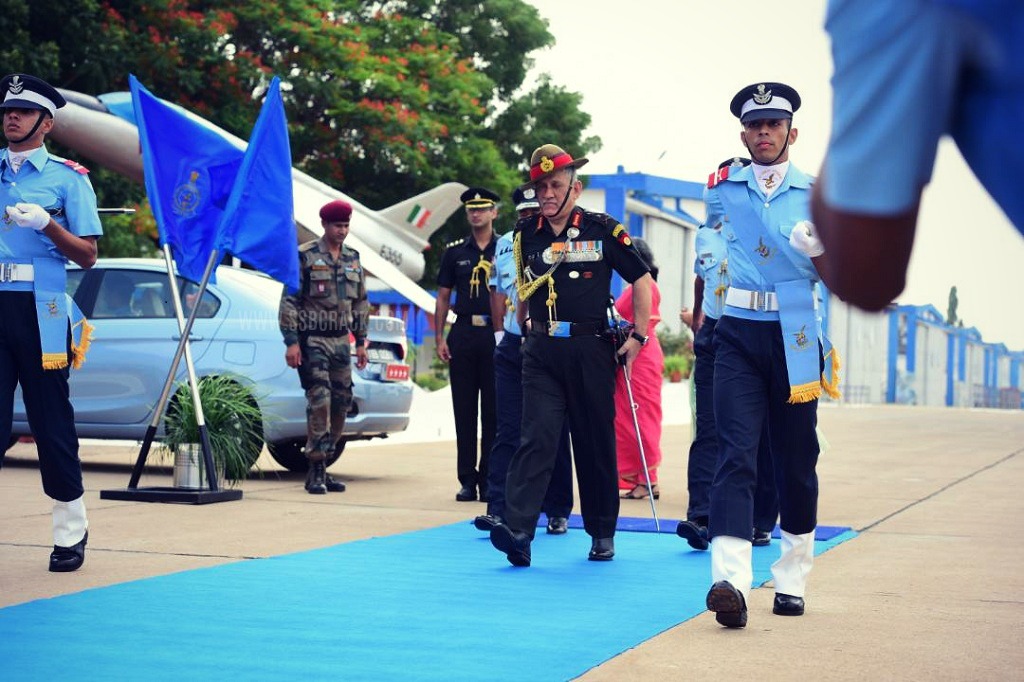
[0,519,856,681]
[543,513,851,540]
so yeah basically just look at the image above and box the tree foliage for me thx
[5,1,601,283]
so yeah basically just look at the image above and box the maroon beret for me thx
[319,199,352,223]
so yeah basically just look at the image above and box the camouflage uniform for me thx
[279,238,368,463]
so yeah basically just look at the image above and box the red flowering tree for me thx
[5,0,600,272]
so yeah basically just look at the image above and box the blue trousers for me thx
[485,332,572,519]
[709,316,819,540]
[0,292,82,501]
[687,317,779,531]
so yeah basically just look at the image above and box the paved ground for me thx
[1,403,1022,680]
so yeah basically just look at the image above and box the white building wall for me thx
[919,323,950,406]
[825,299,888,404]
[643,216,692,336]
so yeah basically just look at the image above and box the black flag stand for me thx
[101,247,241,504]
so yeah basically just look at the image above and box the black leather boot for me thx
[324,473,346,493]
[305,461,327,495]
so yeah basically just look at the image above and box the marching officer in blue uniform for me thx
[677,156,779,552]
[702,83,840,627]
[435,187,500,502]
[473,186,573,536]
[489,144,652,567]
[0,73,102,572]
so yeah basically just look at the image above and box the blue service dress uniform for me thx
[484,230,572,524]
[436,233,498,497]
[0,147,101,501]
[704,161,832,602]
[503,206,649,543]
[685,223,778,537]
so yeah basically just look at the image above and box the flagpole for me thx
[126,248,221,490]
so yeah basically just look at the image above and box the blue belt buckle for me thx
[547,321,571,337]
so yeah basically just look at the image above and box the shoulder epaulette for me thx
[343,244,360,258]
[61,159,90,175]
[299,240,318,252]
[581,209,618,230]
[444,237,465,249]
[707,166,729,188]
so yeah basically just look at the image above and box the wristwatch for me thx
[630,331,649,346]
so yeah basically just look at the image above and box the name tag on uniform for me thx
[542,240,603,264]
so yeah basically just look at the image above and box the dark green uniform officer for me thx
[279,199,368,494]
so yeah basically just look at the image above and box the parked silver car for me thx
[10,259,413,472]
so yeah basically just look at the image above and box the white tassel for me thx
[771,529,815,597]
[711,535,753,601]
[53,496,88,547]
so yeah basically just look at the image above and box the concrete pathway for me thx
[0,402,1021,680]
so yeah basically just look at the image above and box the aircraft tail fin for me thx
[380,182,469,242]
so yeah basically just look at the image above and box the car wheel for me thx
[267,439,345,473]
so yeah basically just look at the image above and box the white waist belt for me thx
[726,287,778,312]
[0,263,34,283]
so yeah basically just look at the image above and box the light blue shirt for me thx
[703,163,817,321]
[693,224,729,320]
[0,147,102,292]
[0,146,103,240]
[824,0,1024,233]
[488,231,520,335]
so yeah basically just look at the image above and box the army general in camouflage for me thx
[279,199,369,495]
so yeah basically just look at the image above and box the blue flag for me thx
[217,78,299,293]
[129,75,243,283]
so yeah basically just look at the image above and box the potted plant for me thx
[162,375,265,487]
[663,354,693,383]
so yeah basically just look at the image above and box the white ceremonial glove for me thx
[789,220,825,258]
[494,330,505,345]
[6,202,51,231]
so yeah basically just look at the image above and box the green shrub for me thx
[657,327,695,358]
[414,374,449,392]
[663,354,693,379]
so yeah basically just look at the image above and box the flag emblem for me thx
[406,204,431,229]
[172,171,203,218]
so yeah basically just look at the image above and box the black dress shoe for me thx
[588,537,615,561]
[773,593,805,616]
[473,514,503,532]
[49,530,88,573]
[706,580,748,628]
[752,527,772,546]
[546,516,568,535]
[325,474,346,493]
[455,485,477,502]
[676,519,709,551]
[489,524,531,567]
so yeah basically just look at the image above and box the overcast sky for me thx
[525,0,1024,350]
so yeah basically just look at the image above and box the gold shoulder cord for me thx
[514,226,574,324]
[469,255,493,298]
